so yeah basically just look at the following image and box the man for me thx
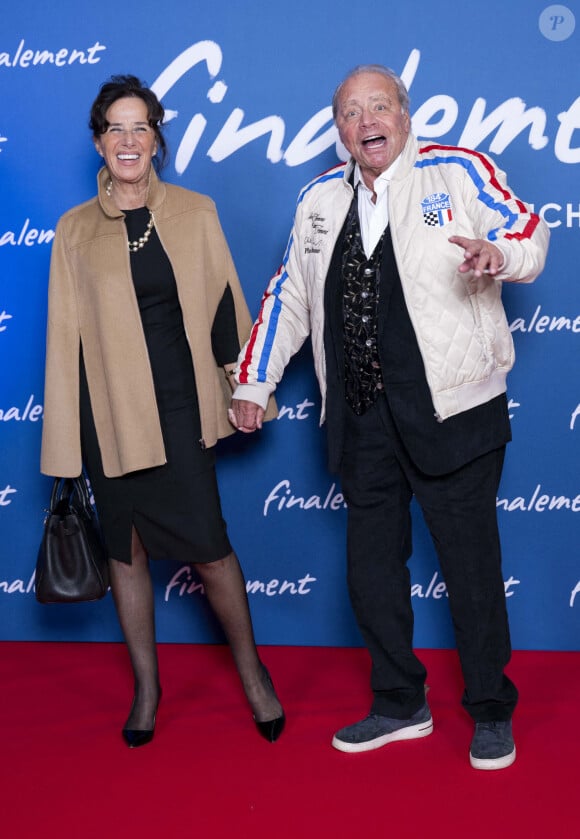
[230,65,549,770]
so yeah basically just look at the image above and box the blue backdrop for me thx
[1,0,578,649]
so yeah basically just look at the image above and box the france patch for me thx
[421,192,453,227]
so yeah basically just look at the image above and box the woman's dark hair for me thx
[89,74,168,169]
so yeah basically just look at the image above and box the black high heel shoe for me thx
[255,713,286,743]
[122,723,156,749]
[122,693,160,749]
[253,666,285,743]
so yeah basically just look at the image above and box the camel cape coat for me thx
[41,167,274,478]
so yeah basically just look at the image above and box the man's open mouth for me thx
[362,135,386,148]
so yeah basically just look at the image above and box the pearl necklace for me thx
[105,179,155,253]
[127,211,155,253]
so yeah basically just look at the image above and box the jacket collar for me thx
[96,165,167,217]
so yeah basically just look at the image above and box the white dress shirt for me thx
[354,157,401,257]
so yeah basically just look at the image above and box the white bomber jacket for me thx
[235,134,550,422]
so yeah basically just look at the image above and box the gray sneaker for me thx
[469,720,516,770]
[332,703,433,754]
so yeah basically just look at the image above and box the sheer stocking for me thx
[109,528,161,731]
[194,552,283,723]
[110,533,281,727]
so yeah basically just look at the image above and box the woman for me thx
[41,75,284,748]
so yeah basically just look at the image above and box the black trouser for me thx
[339,395,518,723]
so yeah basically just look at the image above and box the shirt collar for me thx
[353,155,402,197]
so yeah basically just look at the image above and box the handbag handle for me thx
[49,475,94,519]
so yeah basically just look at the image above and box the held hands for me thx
[228,399,265,433]
[449,235,504,278]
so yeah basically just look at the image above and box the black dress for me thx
[79,207,239,565]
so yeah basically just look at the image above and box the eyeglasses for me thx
[103,124,154,136]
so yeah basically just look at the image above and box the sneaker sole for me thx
[331,717,434,754]
[469,745,516,771]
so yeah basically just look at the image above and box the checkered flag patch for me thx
[420,193,454,228]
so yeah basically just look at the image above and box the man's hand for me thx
[449,235,504,278]
[228,399,265,433]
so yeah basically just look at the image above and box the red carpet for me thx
[1,643,577,838]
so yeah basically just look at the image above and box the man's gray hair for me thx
[332,64,410,119]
